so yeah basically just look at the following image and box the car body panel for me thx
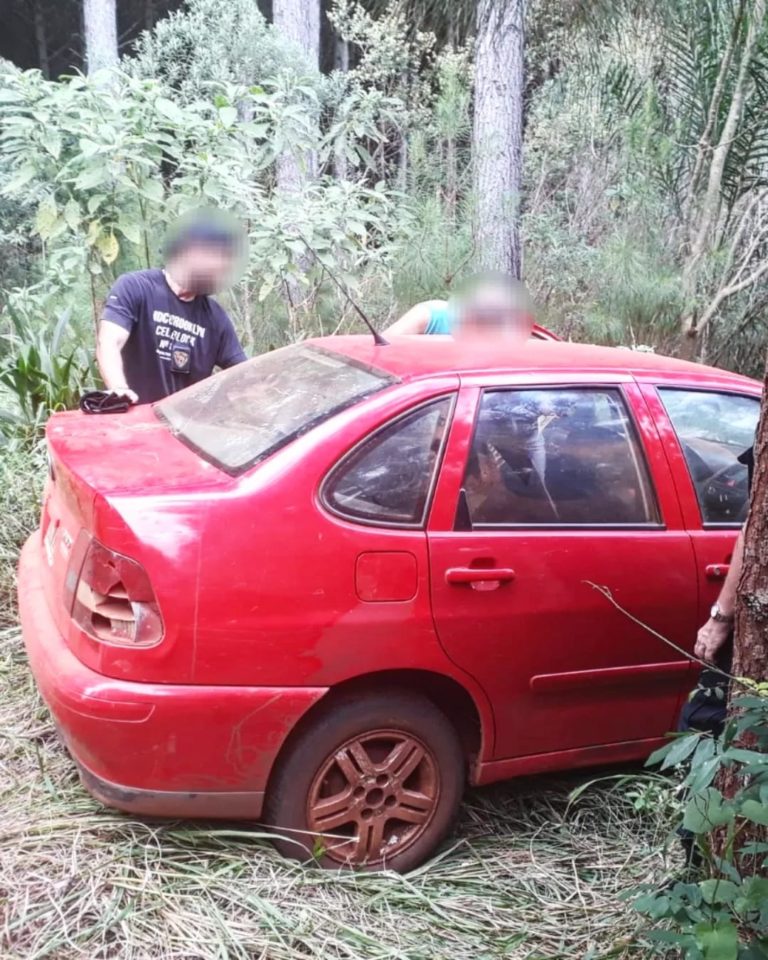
[427,378,699,760]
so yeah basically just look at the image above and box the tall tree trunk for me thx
[144,0,156,31]
[472,0,525,277]
[273,0,320,181]
[715,353,768,867]
[31,0,50,78]
[82,0,118,74]
[272,0,321,318]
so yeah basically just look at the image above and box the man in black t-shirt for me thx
[97,217,246,404]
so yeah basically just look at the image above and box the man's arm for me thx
[385,300,447,335]
[96,321,138,403]
[694,526,744,661]
[98,274,143,402]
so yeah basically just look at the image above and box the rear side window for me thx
[461,388,659,527]
[323,397,454,527]
[156,344,396,475]
[659,389,759,525]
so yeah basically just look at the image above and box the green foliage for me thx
[635,693,768,958]
[129,0,308,100]
[0,439,46,624]
[0,301,93,435]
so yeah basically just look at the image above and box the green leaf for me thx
[35,199,58,240]
[79,138,100,157]
[646,739,676,768]
[117,221,142,245]
[722,748,768,766]
[155,97,184,125]
[740,799,768,827]
[44,131,62,159]
[219,106,238,128]
[694,920,738,960]
[96,232,119,265]
[86,219,102,247]
[687,756,721,793]
[63,199,81,231]
[699,879,739,904]
[683,787,734,832]
[74,165,108,190]
[3,163,37,193]
[141,179,164,203]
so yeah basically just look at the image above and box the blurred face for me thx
[453,282,534,342]
[171,243,234,296]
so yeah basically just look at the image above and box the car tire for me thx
[264,690,465,872]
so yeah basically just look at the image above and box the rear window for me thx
[156,344,396,474]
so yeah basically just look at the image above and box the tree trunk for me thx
[472,0,525,277]
[144,0,156,31]
[272,0,321,318]
[272,0,320,185]
[31,0,50,79]
[716,353,768,866]
[83,0,118,74]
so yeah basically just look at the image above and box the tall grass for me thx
[0,446,676,959]
[0,440,46,626]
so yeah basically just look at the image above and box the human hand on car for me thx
[694,618,731,662]
[112,387,139,404]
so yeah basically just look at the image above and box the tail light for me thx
[65,535,164,647]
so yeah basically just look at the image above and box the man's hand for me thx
[694,618,731,662]
[112,387,139,404]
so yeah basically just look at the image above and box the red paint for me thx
[18,336,760,820]
[355,552,418,602]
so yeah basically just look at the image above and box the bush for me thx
[0,440,46,624]
[634,692,768,958]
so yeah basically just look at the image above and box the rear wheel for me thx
[264,691,465,872]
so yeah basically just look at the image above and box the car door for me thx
[639,384,761,627]
[427,376,699,761]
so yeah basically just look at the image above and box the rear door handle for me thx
[706,564,730,581]
[446,567,516,586]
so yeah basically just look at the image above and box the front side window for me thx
[324,398,453,526]
[461,388,659,527]
[157,344,396,475]
[659,389,759,525]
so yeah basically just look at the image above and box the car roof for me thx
[312,335,759,389]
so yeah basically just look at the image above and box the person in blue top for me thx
[385,272,534,339]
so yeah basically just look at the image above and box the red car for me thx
[19,335,759,871]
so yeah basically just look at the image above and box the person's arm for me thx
[385,300,447,335]
[215,311,247,369]
[97,275,141,402]
[694,526,744,661]
[96,321,138,402]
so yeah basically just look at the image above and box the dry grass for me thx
[0,619,677,960]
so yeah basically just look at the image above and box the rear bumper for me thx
[19,532,328,819]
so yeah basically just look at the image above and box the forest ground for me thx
[0,616,676,960]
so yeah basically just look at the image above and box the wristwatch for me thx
[711,602,734,623]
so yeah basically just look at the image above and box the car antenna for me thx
[295,230,389,346]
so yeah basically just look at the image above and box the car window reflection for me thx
[462,389,659,527]
[659,389,759,525]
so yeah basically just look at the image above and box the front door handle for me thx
[446,567,516,586]
[706,563,730,581]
